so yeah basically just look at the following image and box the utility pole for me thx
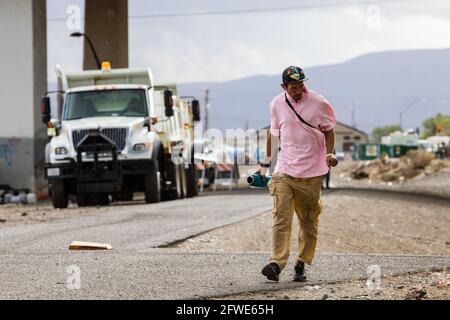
[204,89,209,133]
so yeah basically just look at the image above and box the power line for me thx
[128,0,416,19]
[47,0,424,21]
[212,91,449,101]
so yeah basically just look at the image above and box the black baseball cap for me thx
[282,66,308,84]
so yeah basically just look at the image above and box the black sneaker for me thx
[261,262,280,282]
[293,261,307,282]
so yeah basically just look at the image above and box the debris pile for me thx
[349,150,448,183]
[0,186,37,205]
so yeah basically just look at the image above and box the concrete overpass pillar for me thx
[0,0,47,197]
[84,0,128,70]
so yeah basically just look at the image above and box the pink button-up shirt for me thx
[270,85,336,178]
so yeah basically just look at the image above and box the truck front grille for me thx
[101,128,128,151]
[72,128,128,152]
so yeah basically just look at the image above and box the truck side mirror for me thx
[192,99,201,121]
[164,90,174,117]
[41,96,51,124]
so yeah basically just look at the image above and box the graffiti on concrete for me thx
[0,144,13,166]
[0,137,22,166]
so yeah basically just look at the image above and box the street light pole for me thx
[70,32,102,70]
[399,98,426,130]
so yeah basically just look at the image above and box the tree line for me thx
[371,113,450,142]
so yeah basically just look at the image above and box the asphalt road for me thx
[1,189,449,299]
[0,189,272,255]
[1,250,449,299]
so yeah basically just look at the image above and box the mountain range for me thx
[179,48,450,136]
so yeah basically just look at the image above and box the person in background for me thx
[323,170,331,190]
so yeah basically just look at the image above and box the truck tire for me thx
[144,161,161,203]
[51,180,68,209]
[162,160,179,201]
[185,164,198,198]
[162,163,186,201]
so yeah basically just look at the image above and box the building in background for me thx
[334,122,369,154]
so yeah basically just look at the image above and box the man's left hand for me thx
[326,154,339,168]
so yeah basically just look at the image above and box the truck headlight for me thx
[133,143,147,152]
[55,147,68,155]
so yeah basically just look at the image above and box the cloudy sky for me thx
[47,0,450,84]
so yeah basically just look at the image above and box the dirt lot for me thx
[0,200,112,226]
[175,189,450,256]
[0,196,148,226]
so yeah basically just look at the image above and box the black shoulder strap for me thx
[284,93,319,130]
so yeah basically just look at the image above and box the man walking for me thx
[258,66,338,282]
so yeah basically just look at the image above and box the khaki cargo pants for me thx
[267,172,323,271]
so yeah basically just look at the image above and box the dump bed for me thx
[63,68,152,88]
[57,66,177,94]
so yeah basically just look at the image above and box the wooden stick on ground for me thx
[69,241,112,251]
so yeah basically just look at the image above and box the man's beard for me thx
[292,93,302,102]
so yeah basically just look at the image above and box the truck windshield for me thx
[63,89,148,120]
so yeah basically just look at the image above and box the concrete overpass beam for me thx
[84,0,128,70]
[0,0,47,196]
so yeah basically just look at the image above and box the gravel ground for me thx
[218,269,450,300]
[0,201,97,226]
[0,195,152,226]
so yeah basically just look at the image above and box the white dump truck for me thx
[41,62,200,208]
